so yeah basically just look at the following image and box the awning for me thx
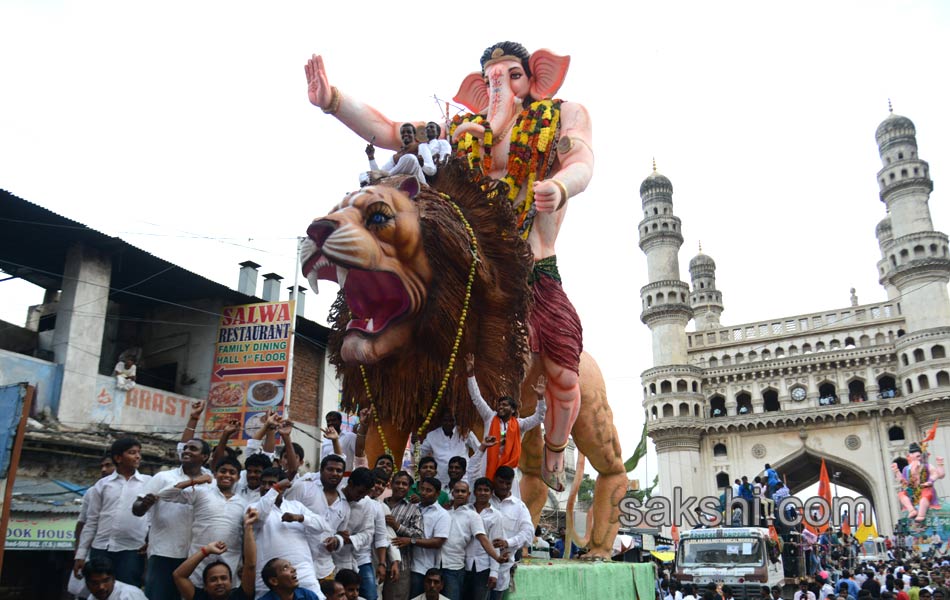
[651,550,675,562]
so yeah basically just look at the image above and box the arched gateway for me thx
[640,111,950,537]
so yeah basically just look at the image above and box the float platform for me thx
[510,560,655,600]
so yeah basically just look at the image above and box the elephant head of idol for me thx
[453,41,570,137]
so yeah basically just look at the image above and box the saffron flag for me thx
[924,420,939,444]
[671,524,680,548]
[806,459,833,534]
[841,511,851,536]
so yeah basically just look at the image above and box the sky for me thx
[1,0,949,492]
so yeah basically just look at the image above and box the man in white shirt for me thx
[133,437,212,600]
[419,411,479,489]
[488,466,534,598]
[369,468,402,600]
[366,123,436,184]
[465,354,546,485]
[465,477,505,600]
[321,411,358,474]
[285,454,352,580]
[252,468,340,597]
[332,468,388,600]
[441,480,508,600]
[74,437,151,587]
[81,556,148,600]
[113,356,137,391]
[395,477,450,599]
[425,122,452,163]
[411,568,451,600]
[157,455,249,587]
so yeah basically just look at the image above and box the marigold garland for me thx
[450,99,562,239]
[359,196,479,448]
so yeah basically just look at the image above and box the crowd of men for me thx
[71,354,547,600]
[659,557,950,600]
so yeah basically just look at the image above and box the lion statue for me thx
[301,160,627,558]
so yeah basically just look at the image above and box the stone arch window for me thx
[889,426,905,441]
[679,402,690,417]
[803,343,812,354]
[914,348,926,362]
[890,172,896,181]
[649,383,657,395]
[937,371,950,387]
[710,395,726,417]
[736,392,752,415]
[700,282,706,289]
[898,152,904,159]
[662,222,669,230]
[661,380,672,394]
[662,403,674,418]
[902,353,910,367]
[694,404,700,417]
[677,380,688,392]
[933,345,946,359]
[859,335,870,347]
[874,333,885,345]
[763,389,780,412]
[931,243,939,255]
[761,349,772,360]
[713,443,727,457]
[848,379,867,403]
[708,357,718,368]
[898,329,906,337]
[878,375,897,398]
[918,374,930,390]
[845,337,856,348]
[914,245,925,257]
[650,406,658,420]
[830,339,841,350]
[775,347,785,358]
[788,345,799,356]
[748,350,758,362]
[680,293,687,303]
[716,472,730,489]
[900,249,909,261]
[901,168,909,178]
[816,342,826,352]
[653,207,659,215]
[692,381,699,392]
[734,353,744,364]
[906,379,914,394]
[657,292,665,303]
[646,295,653,307]
[890,255,897,267]
[818,382,837,405]
[652,223,658,231]
[722,355,732,366]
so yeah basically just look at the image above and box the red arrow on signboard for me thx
[215,366,286,378]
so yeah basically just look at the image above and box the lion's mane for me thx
[326,160,534,433]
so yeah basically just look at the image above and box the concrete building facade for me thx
[640,111,950,535]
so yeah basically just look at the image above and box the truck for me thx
[674,527,785,599]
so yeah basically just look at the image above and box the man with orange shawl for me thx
[465,353,547,483]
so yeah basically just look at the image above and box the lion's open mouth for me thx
[341,269,409,335]
[303,251,410,336]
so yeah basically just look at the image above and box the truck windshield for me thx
[679,538,764,566]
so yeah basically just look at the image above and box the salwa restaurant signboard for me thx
[203,301,294,445]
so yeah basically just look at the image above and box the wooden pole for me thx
[0,384,35,572]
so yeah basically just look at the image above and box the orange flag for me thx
[841,511,851,536]
[671,524,680,547]
[924,420,939,444]
[806,459,833,534]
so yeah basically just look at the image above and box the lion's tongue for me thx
[344,270,409,334]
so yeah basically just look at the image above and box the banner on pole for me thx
[204,301,294,445]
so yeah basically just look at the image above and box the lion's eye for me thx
[364,202,395,229]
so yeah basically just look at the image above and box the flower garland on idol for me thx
[450,99,562,239]
[359,196,478,457]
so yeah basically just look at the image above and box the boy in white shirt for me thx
[74,437,151,587]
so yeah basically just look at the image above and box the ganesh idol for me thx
[890,422,946,524]
[304,41,593,491]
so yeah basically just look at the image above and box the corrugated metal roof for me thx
[11,476,85,514]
